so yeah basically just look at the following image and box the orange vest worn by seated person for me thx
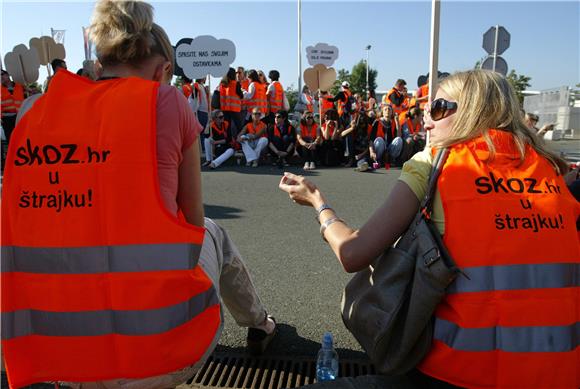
[246,121,267,138]
[418,130,580,389]
[300,123,318,139]
[1,71,221,388]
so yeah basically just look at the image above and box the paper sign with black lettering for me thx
[306,43,339,67]
[175,35,236,79]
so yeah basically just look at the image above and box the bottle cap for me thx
[322,332,333,348]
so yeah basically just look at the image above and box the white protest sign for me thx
[175,35,235,79]
[306,43,339,67]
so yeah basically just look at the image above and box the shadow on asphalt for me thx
[204,204,244,220]
[202,165,321,177]
[215,323,368,361]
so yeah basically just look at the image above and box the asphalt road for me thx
[202,162,401,361]
[202,138,579,361]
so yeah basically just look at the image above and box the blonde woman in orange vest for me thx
[280,69,579,389]
[1,2,276,387]
[237,107,269,167]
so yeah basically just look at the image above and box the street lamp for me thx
[365,45,371,99]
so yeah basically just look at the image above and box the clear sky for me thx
[2,0,579,92]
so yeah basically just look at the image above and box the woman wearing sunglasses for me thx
[297,112,321,170]
[280,69,579,389]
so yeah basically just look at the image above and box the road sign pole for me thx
[298,0,302,94]
[427,0,441,145]
[492,25,499,72]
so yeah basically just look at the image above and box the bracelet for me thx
[315,203,333,223]
[320,217,344,242]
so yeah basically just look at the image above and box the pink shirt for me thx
[156,85,202,215]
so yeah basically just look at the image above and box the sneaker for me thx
[354,161,369,172]
[246,160,252,167]
[247,316,277,356]
[303,162,310,170]
[309,162,316,170]
[202,161,212,168]
[209,162,217,169]
[251,160,259,168]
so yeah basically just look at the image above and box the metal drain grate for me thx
[182,352,376,389]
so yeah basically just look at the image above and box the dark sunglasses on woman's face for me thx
[306,116,313,120]
[428,98,458,121]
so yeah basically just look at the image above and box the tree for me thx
[506,69,531,106]
[330,61,378,96]
[285,85,298,112]
[330,69,350,95]
[349,60,378,96]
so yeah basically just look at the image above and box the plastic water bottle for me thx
[316,332,339,382]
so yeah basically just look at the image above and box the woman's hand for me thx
[279,172,326,207]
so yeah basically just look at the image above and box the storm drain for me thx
[182,352,376,389]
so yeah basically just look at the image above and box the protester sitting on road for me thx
[1,1,277,387]
[341,112,371,171]
[267,110,296,167]
[203,110,235,169]
[320,108,343,166]
[279,69,578,389]
[297,111,320,170]
[238,107,269,167]
[400,107,425,161]
[369,104,399,168]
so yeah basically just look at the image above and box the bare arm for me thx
[177,143,204,227]
[279,173,419,272]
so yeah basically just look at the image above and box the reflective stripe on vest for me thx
[418,130,580,389]
[220,80,241,112]
[1,243,201,273]
[1,71,221,387]
[247,82,267,114]
[269,81,284,113]
[419,84,429,109]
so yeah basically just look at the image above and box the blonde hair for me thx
[90,0,173,73]
[434,70,567,174]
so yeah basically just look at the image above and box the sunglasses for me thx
[427,98,458,121]
[305,116,313,120]
[252,112,261,116]
[275,115,283,118]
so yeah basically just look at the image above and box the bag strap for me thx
[420,148,449,218]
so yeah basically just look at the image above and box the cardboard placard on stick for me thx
[303,64,336,92]
[29,36,65,77]
[4,44,41,85]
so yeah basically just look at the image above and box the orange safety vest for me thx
[337,89,351,117]
[247,82,268,114]
[419,130,580,389]
[404,118,421,135]
[418,84,429,110]
[240,79,250,91]
[268,81,284,113]
[211,120,230,140]
[1,71,221,388]
[300,123,318,139]
[385,88,404,115]
[181,82,193,98]
[321,121,337,140]
[245,121,267,138]
[320,96,335,118]
[376,119,396,140]
[1,83,25,115]
[219,80,241,112]
[304,94,313,113]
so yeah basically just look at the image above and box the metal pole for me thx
[298,0,302,95]
[492,24,499,72]
[365,47,369,99]
[427,0,441,145]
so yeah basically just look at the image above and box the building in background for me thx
[524,86,580,140]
